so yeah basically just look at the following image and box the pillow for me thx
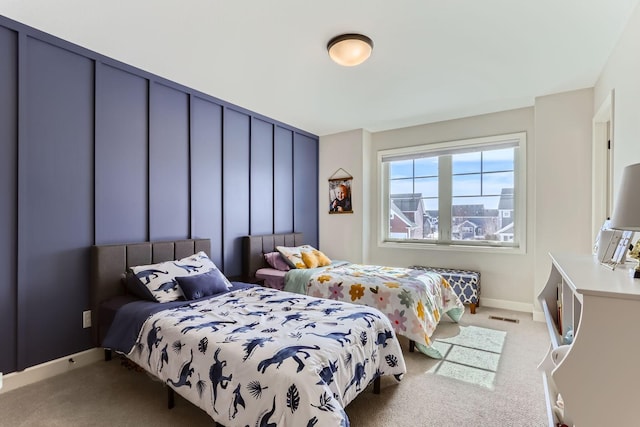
[176,269,229,300]
[176,251,233,290]
[129,251,231,303]
[311,249,332,267]
[264,252,291,271]
[128,261,183,303]
[122,272,156,301]
[276,245,316,269]
[301,249,332,268]
[301,251,319,268]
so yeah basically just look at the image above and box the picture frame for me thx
[329,177,353,214]
[599,228,634,270]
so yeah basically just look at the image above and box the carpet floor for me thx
[0,306,549,427]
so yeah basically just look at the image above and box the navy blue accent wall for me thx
[95,64,149,244]
[0,15,318,374]
[190,97,223,268]
[294,133,319,249]
[0,25,18,373]
[19,37,95,369]
[274,127,294,233]
[251,118,275,235]
[149,83,190,241]
[222,108,251,276]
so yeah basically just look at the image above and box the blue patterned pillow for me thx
[176,269,229,300]
[129,251,230,303]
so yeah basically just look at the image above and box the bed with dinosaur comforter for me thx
[103,285,407,427]
[93,239,407,427]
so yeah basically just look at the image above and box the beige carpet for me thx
[0,306,548,427]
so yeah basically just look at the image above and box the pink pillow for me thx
[264,252,291,271]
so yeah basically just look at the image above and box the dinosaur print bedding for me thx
[126,286,406,426]
[284,264,465,358]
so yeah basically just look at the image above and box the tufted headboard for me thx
[242,233,304,280]
[90,239,210,346]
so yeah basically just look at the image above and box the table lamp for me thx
[609,162,640,278]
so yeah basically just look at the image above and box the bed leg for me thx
[167,387,175,409]
[373,377,381,394]
[469,303,477,314]
[409,340,415,352]
[104,349,112,361]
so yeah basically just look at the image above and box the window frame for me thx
[377,132,527,254]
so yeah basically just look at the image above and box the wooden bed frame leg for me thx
[167,387,175,409]
[469,303,477,314]
[104,349,112,361]
[373,377,381,394]
[409,340,415,352]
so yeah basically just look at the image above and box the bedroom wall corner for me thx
[532,88,594,316]
[319,129,367,262]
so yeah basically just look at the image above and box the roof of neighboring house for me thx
[390,193,424,212]
[498,188,514,210]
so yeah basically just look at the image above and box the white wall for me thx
[320,90,597,314]
[318,129,371,262]
[595,3,640,189]
[533,89,595,315]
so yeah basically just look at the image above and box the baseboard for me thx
[479,297,535,316]
[531,310,545,322]
[0,348,103,394]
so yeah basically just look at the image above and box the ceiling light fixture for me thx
[327,33,373,67]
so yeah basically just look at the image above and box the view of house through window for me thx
[381,132,525,249]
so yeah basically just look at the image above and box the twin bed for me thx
[91,238,407,427]
[243,233,464,357]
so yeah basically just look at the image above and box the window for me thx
[378,132,526,252]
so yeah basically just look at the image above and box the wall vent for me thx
[488,315,519,324]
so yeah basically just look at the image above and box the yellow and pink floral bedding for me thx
[284,263,464,358]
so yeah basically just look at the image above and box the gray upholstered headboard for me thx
[242,233,304,279]
[90,239,210,346]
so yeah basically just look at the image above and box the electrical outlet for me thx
[82,310,91,328]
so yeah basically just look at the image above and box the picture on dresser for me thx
[613,231,634,261]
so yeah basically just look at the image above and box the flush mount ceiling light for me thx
[327,33,373,66]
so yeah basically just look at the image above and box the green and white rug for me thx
[428,325,507,390]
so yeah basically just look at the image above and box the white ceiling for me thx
[1,0,638,136]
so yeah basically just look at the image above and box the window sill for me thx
[378,240,526,255]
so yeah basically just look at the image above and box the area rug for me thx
[428,325,507,390]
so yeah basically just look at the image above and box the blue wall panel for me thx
[222,108,250,275]
[149,82,190,241]
[0,26,17,374]
[274,126,294,234]
[191,96,223,267]
[294,133,319,248]
[95,64,148,244]
[20,37,94,369]
[0,14,318,373]
[250,118,274,235]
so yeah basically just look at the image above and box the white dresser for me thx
[538,252,640,426]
